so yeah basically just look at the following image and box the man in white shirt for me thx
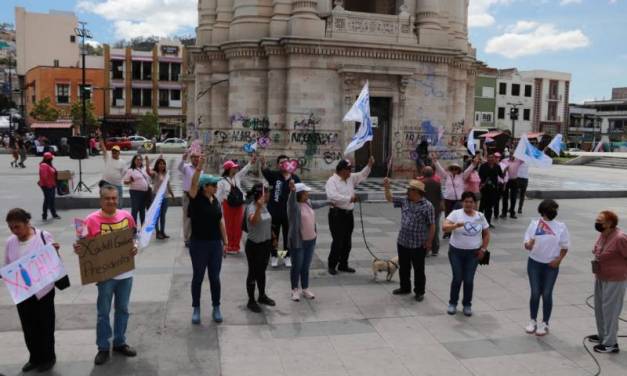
[325,156,374,275]
[178,150,202,247]
[99,134,126,208]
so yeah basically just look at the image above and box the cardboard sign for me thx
[1,245,67,304]
[77,228,135,285]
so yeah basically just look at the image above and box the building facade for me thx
[188,0,481,177]
[474,68,496,129]
[104,40,186,137]
[494,68,534,138]
[526,70,571,136]
[569,87,627,149]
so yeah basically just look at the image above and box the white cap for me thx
[295,183,312,193]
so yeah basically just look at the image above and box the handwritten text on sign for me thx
[77,228,135,285]
[0,245,67,304]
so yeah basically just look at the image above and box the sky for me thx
[1,0,626,103]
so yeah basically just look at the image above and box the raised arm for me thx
[145,156,153,177]
[236,154,256,181]
[352,156,374,186]
[188,156,204,199]
[178,151,189,174]
[99,133,108,161]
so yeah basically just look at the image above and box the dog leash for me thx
[358,199,381,261]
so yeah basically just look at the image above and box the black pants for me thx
[328,208,354,270]
[129,189,148,226]
[397,244,426,295]
[41,186,58,218]
[494,183,505,218]
[504,179,518,216]
[479,186,498,224]
[517,178,528,212]
[245,239,271,300]
[17,290,56,365]
[271,214,290,258]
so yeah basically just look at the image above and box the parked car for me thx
[128,135,150,150]
[156,138,188,152]
[104,137,132,151]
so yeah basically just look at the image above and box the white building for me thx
[495,68,534,137]
[524,70,571,136]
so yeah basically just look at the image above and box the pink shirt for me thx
[84,210,136,280]
[299,203,317,241]
[39,163,57,188]
[465,171,481,193]
[4,228,55,300]
[124,168,150,191]
[504,159,523,179]
[434,161,477,200]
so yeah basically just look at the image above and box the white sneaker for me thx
[535,322,549,336]
[284,256,292,268]
[291,289,300,301]
[302,289,315,299]
[525,320,537,334]
[271,256,279,268]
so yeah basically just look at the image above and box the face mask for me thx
[545,209,558,220]
[594,223,605,232]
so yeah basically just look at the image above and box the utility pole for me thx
[507,102,523,139]
[74,21,92,136]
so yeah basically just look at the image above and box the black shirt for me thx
[478,163,504,190]
[189,193,222,241]
[261,169,301,217]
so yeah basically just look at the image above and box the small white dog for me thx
[372,256,399,281]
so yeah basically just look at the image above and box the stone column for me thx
[264,44,287,146]
[415,0,447,47]
[270,0,292,37]
[194,57,213,132]
[197,0,217,46]
[449,0,467,51]
[230,0,273,40]
[213,0,234,44]
[288,1,325,38]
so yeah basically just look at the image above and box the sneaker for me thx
[302,289,315,299]
[393,288,411,295]
[415,294,424,302]
[52,215,61,220]
[499,214,507,219]
[212,306,223,323]
[258,295,276,306]
[291,289,300,301]
[518,209,523,214]
[525,320,537,334]
[37,358,56,372]
[593,344,619,354]
[463,306,473,317]
[94,350,110,365]
[509,213,518,219]
[284,257,292,268]
[328,267,337,275]
[271,256,279,268]
[247,300,262,313]
[535,322,548,336]
[156,232,165,240]
[192,307,200,324]
[113,344,137,357]
[587,335,601,343]
[447,304,457,315]
[162,233,170,239]
[338,266,356,273]
[22,362,38,372]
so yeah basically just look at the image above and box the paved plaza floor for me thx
[0,155,627,375]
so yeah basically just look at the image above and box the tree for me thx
[30,97,59,121]
[70,100,98,134]
[138,111,159,138]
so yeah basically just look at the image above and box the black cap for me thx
[336,159,352,173]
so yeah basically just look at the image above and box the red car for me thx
[104,137,132,151]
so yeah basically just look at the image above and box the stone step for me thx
[584,157,627,170]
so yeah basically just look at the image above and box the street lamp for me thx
[507,102,523,139]
[74,22,92,136]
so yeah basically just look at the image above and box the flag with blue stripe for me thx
[138,173,170,248]
[547,134,563,155]
[514,136,553,168]
[343,82,374,155]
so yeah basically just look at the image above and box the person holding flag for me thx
[523,199,570,336]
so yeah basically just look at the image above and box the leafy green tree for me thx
[30,97,59,121]
[138,111,160,138]
[70,100,98,134]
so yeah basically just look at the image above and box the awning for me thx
[526,132,545,139]
[478,131,504,138]
[30,121,73,129]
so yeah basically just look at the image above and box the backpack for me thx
[226,179,244,207]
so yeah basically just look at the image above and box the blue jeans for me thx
[41,186,57,218]
[527,257,559,323]
[189,240,223,307]
[129,189,147,226]
[96,277,133,351]
[448,245,479,307]
[156,198,168,233]
[290,239,316,289]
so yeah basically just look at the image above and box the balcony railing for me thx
[325,8,417,45]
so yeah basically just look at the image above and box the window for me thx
[524,85,532,97]
[482,112,493,123]
[112,88,124,107]
[523,108,530,121]
[79,85,92,101]
[112,60,124,80]
[142,88,152,107]
[499,82,507,95]
[159,62,169,81]
[171,89,181,101]
[142,62,152,80]
[548,102,558,121]
[170,63,180,81]
[56,84,70,104]
[511,84,520,96]
[481,87,495,98]
[344,0,395,15]
[159,89,169,107]
[549,80,559,100]
[132,88,142,107]
[53,59,59,67]
[475,112,481,123]
[132,61,142,80]
[70,35,76,43]
[497,107,505,119]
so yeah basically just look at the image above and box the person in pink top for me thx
[464,155,482,198]
[4,208,61,372]
[431,153,477,217]
[501,155,524,219]
[38,152,60,221]
[123,155,151,226]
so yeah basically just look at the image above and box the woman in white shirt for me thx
[443,191,490,317]
[523,199,569,336]
[217,156,255,254]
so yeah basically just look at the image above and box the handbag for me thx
[226,179,245,207]
[40,231,71,290]
[478,249,490,265]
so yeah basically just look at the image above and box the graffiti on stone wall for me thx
[293,113,321,130]
[393,119,467,163]
[411,67,445,98]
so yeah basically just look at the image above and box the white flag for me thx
[593,140,603,152]
[467,129,476,155]
[547,134,563,155]
[138,173,170,248]
[343,82,374,155]
[513,136,553,168]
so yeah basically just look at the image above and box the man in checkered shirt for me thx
[384,178,435,302]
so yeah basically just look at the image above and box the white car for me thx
[157,138,188,152]
[128,135,150,150]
